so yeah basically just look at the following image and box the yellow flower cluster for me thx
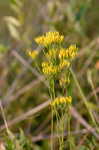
[28,50,38,59]
[35,31,64,46]
[51,96,72,106]
[59,60,70,69]
[42,59,70,75]
[68,45,78,58]
[59,77,70,87]
[59,48,68,59]
[59,45,78,59]
[42,62,59,75]
[33,31,78,76]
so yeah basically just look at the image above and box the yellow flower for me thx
[59,77,70,86]
[51,96,72,106]
[68,45,78,59]
[35,36,45,46]
[42,59,70,75]
[35,31,64,46]
[42,62,49,67]
[42,63,59,75]
[59,60,70,69]
[59,48,68,59]
[69,45,78,51]
[59,45,78,60]
[28,50,38,59]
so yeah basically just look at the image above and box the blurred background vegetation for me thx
[0,0,99,149]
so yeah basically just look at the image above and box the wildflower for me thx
[59,48,68,59]
[59,60,70,69]
[68,45,78,59]
[42,59,70,75]
[42,62,59,75]
[51,96,72,106]
[42,62,49,67]
[28,50,38,59]
[59,77,70,87]
[35,31,64,46]
[35,36,45,46]
[59,45,78,60]
[69,45,78,51]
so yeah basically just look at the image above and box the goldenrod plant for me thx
[0,0,99,149]
[28,31,78,150]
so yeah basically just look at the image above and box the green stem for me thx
[70,68,97,127]
[51,108,54,150]
[0,101,9,134]
[50,78,55,150]
[55,109,62,150]
[61,111,64,150]
[67,105,71,150]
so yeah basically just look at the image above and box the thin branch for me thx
[0,100,50,131]
[0,100,99,139]
[32,129,94,142]
[2,76,45,107]
[11,50,48,87]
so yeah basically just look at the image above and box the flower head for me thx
[59,45,78,60]
[51,96,72,106]
[68,45,78,59]
[35,31,64,46]
[42,62,59,75]
[28,50,38,59]
[59,60,70,69]
[59,77,70,87]
[59,48,68,59]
